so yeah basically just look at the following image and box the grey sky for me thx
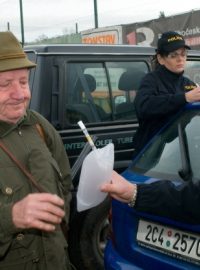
[1,0,200,42]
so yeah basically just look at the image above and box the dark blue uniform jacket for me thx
[133,65,196,153]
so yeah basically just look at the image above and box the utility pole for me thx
[75,23,78,34]
[94,0,98,28]
[19,0,25,45]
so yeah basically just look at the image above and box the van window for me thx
[65,61,149,124]
[26,51,37,92]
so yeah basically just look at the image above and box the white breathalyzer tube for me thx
[78,121,96,150]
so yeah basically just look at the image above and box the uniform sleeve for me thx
[134,73,186,120]
[135,180,200,224]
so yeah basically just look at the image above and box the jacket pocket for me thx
[0,230,43,268]
[0,166,33,259]
[0,174,25,204]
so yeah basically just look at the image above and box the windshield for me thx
[130,109,200,182]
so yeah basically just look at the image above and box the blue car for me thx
[104,103,200,270]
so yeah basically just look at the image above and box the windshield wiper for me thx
[178,123,192,181]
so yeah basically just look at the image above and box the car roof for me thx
[24,44,156,56]
[24,44,200,58]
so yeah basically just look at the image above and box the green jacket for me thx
[0,110,72,270]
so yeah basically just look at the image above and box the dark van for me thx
[24,44,200,270]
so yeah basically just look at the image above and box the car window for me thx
[185,114,200,182]
[185,60,200,86]
[130,109,200,182]
[65,61,149,125]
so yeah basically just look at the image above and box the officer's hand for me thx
[12,193,65,231]
[185,87,200,103]
[100,170,135,203]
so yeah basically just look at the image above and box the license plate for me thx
[137,219,200,264]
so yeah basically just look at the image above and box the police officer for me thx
[0,32,72,269]
[133,31,200,153]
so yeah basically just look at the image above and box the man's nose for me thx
[10,82,24,99]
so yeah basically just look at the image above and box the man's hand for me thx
[100,170,135,203]
[12,193,65,232]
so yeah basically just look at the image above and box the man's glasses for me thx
[167,50,188,59]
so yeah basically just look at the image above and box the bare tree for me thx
[159,11,165,18]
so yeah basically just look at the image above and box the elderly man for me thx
[0,31,72,269]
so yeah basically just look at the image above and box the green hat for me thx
[0,31,36,72]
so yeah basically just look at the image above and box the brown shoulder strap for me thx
[35,123,47,144]
[0,141,45,193]
[0,139,68,241]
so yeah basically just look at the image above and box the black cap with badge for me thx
[156,31,191,54]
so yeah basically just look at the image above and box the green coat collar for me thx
[0,110,38,138]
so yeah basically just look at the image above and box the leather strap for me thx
[0,140,45,193]
[35,123,47,145]
[0,138,69,241]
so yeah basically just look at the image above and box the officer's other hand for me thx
[12,193,65,232]
[185,87,200,103]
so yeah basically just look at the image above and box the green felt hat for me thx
[0,31,36,72]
